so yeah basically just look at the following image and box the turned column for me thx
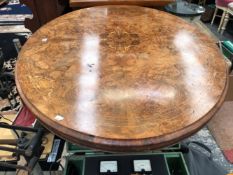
[220,11,229,35]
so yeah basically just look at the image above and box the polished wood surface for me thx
[16,6,228,152]
[69,0,174,8]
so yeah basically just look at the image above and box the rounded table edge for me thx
[15,61,229,152]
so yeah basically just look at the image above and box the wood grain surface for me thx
[69,0,174,8]
[16,6,228,152]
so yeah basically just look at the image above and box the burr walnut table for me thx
[16,6,228,152]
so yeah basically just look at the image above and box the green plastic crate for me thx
[65,155,85,175]
[220,41,233,59]
[162,144,181,151]
[64,152,189,175]
[66,142,96,154]
[66,142,181,154]
[165,153,189,175]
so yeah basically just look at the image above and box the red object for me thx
[223,150,233,163]
[13,106,36,127]
[216,0,233,8]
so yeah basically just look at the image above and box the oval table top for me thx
[16,5,228,152]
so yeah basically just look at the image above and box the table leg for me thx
[211,7,218,25]
[220,12,230,35]
[218,10,226,32]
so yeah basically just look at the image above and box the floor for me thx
[187,127,233,173]
[205,22,233,42]
[0,0,233,174]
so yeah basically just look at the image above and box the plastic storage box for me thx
[64,152,189,175]
[66,142,181,154]
[220,41,233,60]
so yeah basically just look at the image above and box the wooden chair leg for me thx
[218,10,226,32]
[211,7,218,25]
[220,12,230,35]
